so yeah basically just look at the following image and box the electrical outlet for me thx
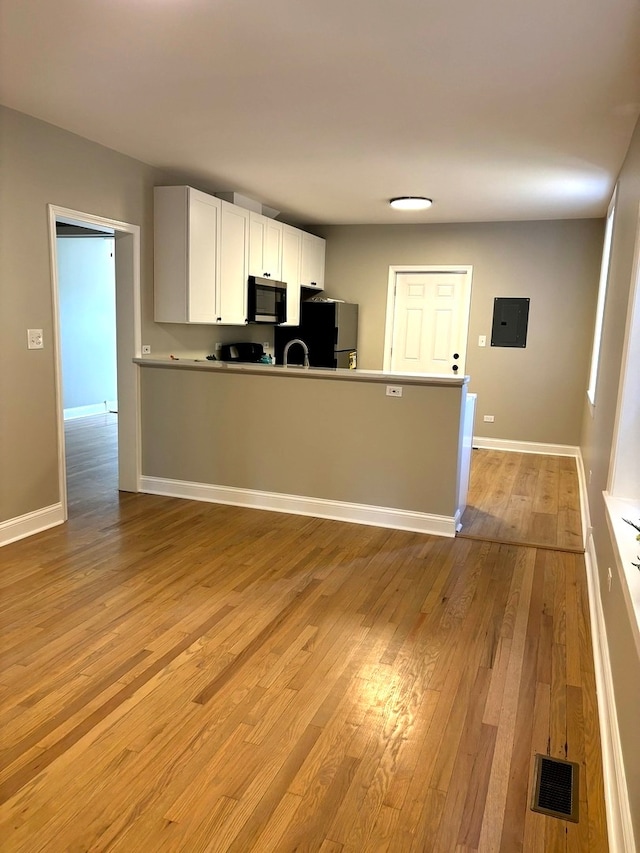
[27,329,43,349]
[483,414,495,423]
[386,386,403,397]
[214,342,222,351]
[607,566,612,592]
[142,345,151,355]
[478,335,487,347]
[262,341,270,349]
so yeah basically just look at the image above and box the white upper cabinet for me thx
[154,186,325,326]
[281,224,302,325]
[300,232,325,290]
[154,186,220,324]
[249,212,283,280]
[218,201,249,325]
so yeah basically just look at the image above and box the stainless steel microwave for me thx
[247,275,287,324]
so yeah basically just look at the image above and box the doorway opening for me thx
[383,265,473,375]
[56,224,117,420]
[47,205,142,521]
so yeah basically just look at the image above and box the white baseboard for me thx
[575,448,591,551]
[473,436,579,457]
[64,402,116,420]
[0,503,65,547]
[584,532,637,852]
[568,453,636,850]
[139,476,458,537]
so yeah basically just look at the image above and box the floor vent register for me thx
[530,754,579,823]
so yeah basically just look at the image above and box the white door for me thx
[387,268,472,375]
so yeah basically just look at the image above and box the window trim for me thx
[604,200,640,650]
[607,199,640,501]
[587,188,617,408]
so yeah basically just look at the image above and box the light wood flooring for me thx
[460,449,583,552]
[0,415,607,851]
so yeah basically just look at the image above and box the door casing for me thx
[47,205,142,520]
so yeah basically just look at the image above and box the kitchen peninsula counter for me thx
[133,356,469,387]
[135,357,476,537]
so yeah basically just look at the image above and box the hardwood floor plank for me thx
[482,636,512,726]
[408,787,447,852]
[245,791,304,853]
[456,721,498,849]
[476,547,536,852]
[276,754,361,852]
[582,654,609,853]
[358,802,399,853]
[225,728,322,851]
[499,548,546,851]
[550,642,568,759]
[566,555,583,688]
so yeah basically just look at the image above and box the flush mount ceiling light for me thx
[389,196,433,211]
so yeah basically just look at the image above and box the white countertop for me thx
[133,357,469,387]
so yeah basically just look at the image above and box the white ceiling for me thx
[1,0,639,225]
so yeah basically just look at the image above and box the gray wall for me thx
[580,115,640,842]
[316,219,603,446]
[140,365,464,517]
[0,106,167,520]
[57,236,117,411]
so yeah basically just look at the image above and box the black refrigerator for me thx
[275,300,358,368]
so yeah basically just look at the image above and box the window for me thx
[605,200,640,643]
[587,188,617,407]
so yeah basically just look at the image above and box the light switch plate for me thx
[386,386,403,397]
[478,335,487,347]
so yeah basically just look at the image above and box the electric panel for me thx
[491,297,530,347]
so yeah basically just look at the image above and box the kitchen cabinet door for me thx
[217,200,250,325]
[264,218,283,280]
[249,212,283,280]
[301,232,325,290]
[281,224,302,325]
[154,186,220,323]
[249,212,267,278]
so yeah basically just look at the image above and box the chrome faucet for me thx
[283,338,310,368]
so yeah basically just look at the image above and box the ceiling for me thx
[1,0,640,225]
